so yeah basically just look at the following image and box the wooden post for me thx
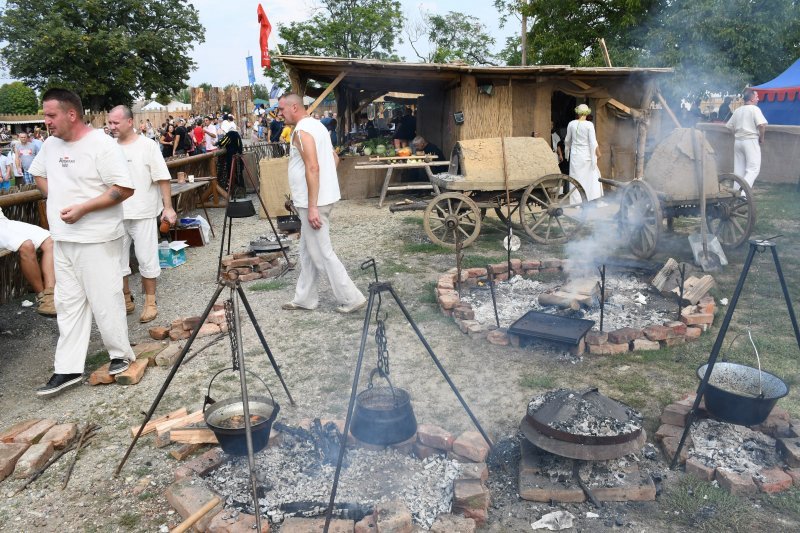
[635,82,655,180]
[306,71,347,115]
[599,38,612,67]
[656,91,683,129]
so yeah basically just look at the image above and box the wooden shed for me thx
[280,55,674,182]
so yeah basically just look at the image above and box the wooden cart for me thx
[422,137,588,249]
[601,128,755,259]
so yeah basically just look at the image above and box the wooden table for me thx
[170,180,216,237]
[354,160,451,207]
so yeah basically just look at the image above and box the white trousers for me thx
[121,218,161,278]
[733,139,761,188]
[53,239,134,374]
[291,205,364,309]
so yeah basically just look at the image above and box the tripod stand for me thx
[670,238,800,469]
[216,151,292,279]
[116,271,296,531]
[323,260,493,532]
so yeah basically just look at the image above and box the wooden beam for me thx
[599,38,613,67]
[306,71,347,115]
[656,90,682,129]
[569,78,631,115]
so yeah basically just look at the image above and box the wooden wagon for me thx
[422,137,588,248]
[600,128,756,259]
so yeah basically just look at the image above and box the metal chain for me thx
[224,299,239,370]
[375,318,390,377]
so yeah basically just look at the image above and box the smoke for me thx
[562,211,622,279]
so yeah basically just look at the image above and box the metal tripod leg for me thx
[232,286,264,533]
[770,246,800,351]
[237,283,295,406]
[116,282,227,476]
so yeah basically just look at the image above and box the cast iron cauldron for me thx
[351,369,417,445]
[226,198,256,218]
[203,369,279,455]
[697,362,788,426]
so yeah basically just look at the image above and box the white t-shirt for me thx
[119,136,171,219]
[204,125,217,151]
[221,120,235,133]
[28,129,134,243]
[726,104,767,140]
[0,154,11,179]
[0,206,6,220]
[288,117,340,208]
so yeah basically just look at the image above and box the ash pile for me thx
[689,419,782,475]
[527,389,643,438]
[203,420,461,528]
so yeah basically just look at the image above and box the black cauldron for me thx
[226,198,256,218]
[351,369,417,445]
[697,362,788,426]
[203,369,279,455]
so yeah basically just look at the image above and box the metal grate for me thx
[508,310,595,345]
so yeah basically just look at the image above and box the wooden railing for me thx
[0,186,46,304]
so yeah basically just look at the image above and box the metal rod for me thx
[323,284,377,532]
[388,284,494,448]
[216,213,230,280]
[671,242,758,469]
[677,263,687,321]
[232,287,263,533]
[116,282,226,476]
[487,265,500,329]
[237,284,296,405]
[598,264,606,332]
[770,245,800,351]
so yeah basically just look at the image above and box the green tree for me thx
[197,82,213,91]
[0,82,38,114]
[175,87,191,104]
[0,0,203,112]
[407,11,497,65]
[251,83,270,101]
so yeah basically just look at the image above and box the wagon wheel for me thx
[519,174,586,244]
[707,173,755,248]
[618,180,662,259]
[423,192,482,249]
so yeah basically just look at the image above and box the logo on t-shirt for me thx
[59,156,76,168]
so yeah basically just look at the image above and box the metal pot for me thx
[203,369,280,455]
[226,198,256,218]
[697,362,788,426]
[351,369,417,445]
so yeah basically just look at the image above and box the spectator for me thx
[172,118,191,156]
[14,131,39,185]
[192,119,206,154]
[160,123,175,159]
[393,107,416,149]
[0,148,13,190]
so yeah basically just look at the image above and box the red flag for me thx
[257,4,272,69]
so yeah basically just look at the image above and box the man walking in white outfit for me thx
[108,105,177,323]
[30,88,136,396]
[277,94,366,313]
[726,88,767,188]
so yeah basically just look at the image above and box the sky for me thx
[187,0,518,88]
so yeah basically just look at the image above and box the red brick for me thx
[655,424,685,441]
[458,507,487,526]
[438,293,460,310]
[232,252,252,260]
[661,436,690,465]
[584,330,607,345]
[519,468,585,503]
[570,338,586,356]
[777,437,800,467]
[494,272,510,281]
[661,403,691,427]
[228,257,260,268]
[698,295,716,315]
[431,514,476,533]
[13,419,56,444]
[197,323,221,337]
[374,500,413,533]
[592,471,657,502]
[660,336,686,348]
[453,306,475,321]
[437,276,455,290]
[608,327,643,344]
[171,318,185,329]
[448,450,477,463]
[459,462,489,482]
[542,259,562,268]
[280,518,353,533]
[453,479,490,510]
[413,441,443,460]
[588,342,629,355]
[165,479,223,531]
[355,513,376,533]
[488,262,508,274]
[521,260,541,270]
[664,320,687,335]
[88,363,114,385]
[685,326,702,339]
[452,431,490,462]
[486,329,510,346]
[680,311,714,326]
[466,267,487,278]
[239,272,262,282]
[685,457,715,481]
[390,434,417,455]
[0,420,40,442]
[156,343,184,367]
[510,258,522,273]
[0,442,30,481]
[174,447,226,481]
[207,512,270,532]
[755,468,793,494]
[39,423,77,449]
[632,338,661,351]
[13,442,54,478]
[182,316,203,331]
[643,324,673,341]
[417,424,454,451]
[716,468,757,495]
[148,326,170,340]
[169,327,191,341]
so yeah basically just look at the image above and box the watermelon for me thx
[375,144,386,155]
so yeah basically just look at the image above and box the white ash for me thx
[203,438,461,529]
[527,389,642,437]
[528,448,645,489]
[689,419,782,476]
[461,273,674,331]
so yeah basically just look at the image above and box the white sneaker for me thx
[336,299,367,314]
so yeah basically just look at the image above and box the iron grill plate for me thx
[508,310,595,345]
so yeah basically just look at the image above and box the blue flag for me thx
[246,56,256,85]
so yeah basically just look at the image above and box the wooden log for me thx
[170,443,205,461]
[0,189,44,208]
[130,407,188,438]
[673,274,715,305]
[171,496,221,533]
[538,293,581,310]
[169,428,218,445]
[651,258,680,293]
[155,411,205,436]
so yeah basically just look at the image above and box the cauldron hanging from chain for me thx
[350,316,418,445]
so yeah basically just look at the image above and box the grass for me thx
[117,512,141,529]
[401,242,451,254]
[664,475,749,532]
[249,279,287,292]
[85,350,109,372]
[760,488,800,519]
[519,374,556,390]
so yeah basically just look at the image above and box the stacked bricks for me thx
[435,258,716,354]
[0,419,78,482]
[158,303,230,343]
[656,394,799,494]
[165,422,492,531]
[221,251,284,282]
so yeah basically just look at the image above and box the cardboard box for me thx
[170,226,204,247]
[158,241,189,269]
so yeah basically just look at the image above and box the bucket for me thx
[203,368,280,455]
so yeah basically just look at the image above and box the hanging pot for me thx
[203,368,280,455]
[351,369,417,445]
[697,362,788,426]
[226,198,256,218]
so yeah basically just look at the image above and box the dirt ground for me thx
[1,189,799,532]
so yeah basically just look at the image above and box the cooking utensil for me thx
[350,368,417,445]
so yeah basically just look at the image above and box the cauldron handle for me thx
[203,367,276,413]
[367,367,400,407]
[721,331,764,397]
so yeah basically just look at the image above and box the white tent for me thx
[141,100,166,111]
[166,100,191,112]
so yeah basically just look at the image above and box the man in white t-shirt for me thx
[203,116,217,151]
[277,94,365,313]
[726,88,768,189]
[29,88,136,396]
[108,105,176,323]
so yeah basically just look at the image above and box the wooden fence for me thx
[0,186,46,304]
